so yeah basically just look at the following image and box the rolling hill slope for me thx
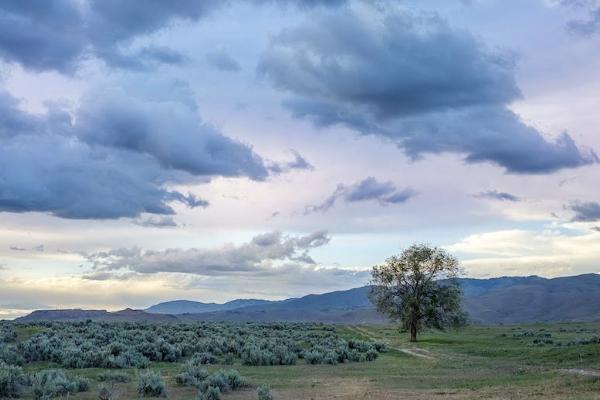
[15,274,600,324]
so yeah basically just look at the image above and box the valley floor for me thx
[19,323,600,400]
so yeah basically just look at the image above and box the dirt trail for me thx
[349,326,437,360]
[560,368,600,377]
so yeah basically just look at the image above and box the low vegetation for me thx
[0,320,599,399]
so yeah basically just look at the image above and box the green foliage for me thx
[199,385,221,400]
[191,352,217,365]
[197,369,247,393]
[137,370,166,397]
[31,369,89,399]
[0,361,27,398]
[257,384,274,400]
[12,320,382,370]
[175,362,209,387]
[98,383,120,400]
[370,244,467,341]
[0,345,24,366]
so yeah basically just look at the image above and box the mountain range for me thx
[16,274,600,324]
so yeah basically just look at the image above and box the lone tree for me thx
[369,244,467,342]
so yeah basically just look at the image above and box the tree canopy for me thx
[369,244,467,342]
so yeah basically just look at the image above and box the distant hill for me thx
[15,274,600,324]
[146,299,273,314]
[461,274,600,324]
[17,308,177,323]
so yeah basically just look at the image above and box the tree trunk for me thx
[410,323,417,342]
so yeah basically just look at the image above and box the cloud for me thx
[0,301,50,310]
[0,0,221,73]
[447,227,600,277]
[75,83,269,179]
[305,177,416,213]
[0,0,346,74]
[259,6,597,174]
[592,226,600,232]
[568,201,600,221]
[0,1,86,73]
[84,231,331,275]
[0,79,273,219]
[253,0,348,8]
[205,50,241,72]
[76,230,370,298]
[267,150,314,173]
[133,216,178,228]
[9,246,26,251]
[138,46,187,65]
[474,190,520,202]
[563,0,600,35]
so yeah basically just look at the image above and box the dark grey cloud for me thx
[474,190,520,202]
[569,201,600,222]
[305,177,416,214]
[0,0,86,73]
[0,0,221,72]
[205,50,241,72]
[267,150,314,174]
[0,0,346,73]
[84,231,331,275]
[0,80,278,219]
[259,7,597,174]
[9,246,25,251]
[133,216,178,228]
[75,84,269,180]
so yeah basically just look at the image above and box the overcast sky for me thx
[1,0,599,318]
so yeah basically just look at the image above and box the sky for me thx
[0,0,600,318]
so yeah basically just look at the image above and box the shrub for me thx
[241,346,274,366]
[191,352,217,365]
[31,369,89,399]
[221,369,247,390]
[223,353,235,365]
[0,361,27,398]
[373,342,387,352]
[175,362,209,387]
[198,369,246,393]
[303,350,323,364]
[272,346,297,365]
[365,349,378,361]
[0,346,24,366]
[106,349,149,369]
[137,371,166,397]
[323,351,338,365]
[98,384,120,400]
[199,386,221,400]
[97,371,130,383]
[257,384,274,400]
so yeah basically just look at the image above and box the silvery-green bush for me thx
[0,361,27,398]
[137,371,166,397]
[31,369,89,399]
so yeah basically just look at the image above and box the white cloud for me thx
[447,225,600,277]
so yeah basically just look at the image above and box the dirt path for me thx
[349,326,437,360]
[560,368,600,377]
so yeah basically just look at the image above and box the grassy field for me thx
[12,323,600,400]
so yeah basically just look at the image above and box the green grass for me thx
[12,323,600,399]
